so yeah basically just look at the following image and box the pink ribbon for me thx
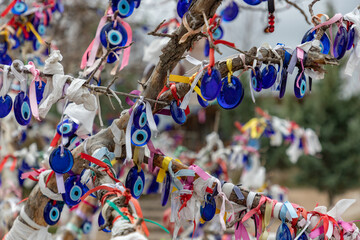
[86,15,108,67]
[235,222,250,240]
[21,167,46,180]
[55,173,65,194]
[125,90,141,106]
[28,61,42,121]
[311,13,343,57]
[147,139,163,173]
[118,18,132,71]
[295,48,304,88]
[80,39,95,69]
[188,165,210,181]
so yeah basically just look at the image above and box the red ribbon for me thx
[1,0,17,18]
[80,153,120,183]
[242,195,267,223]
[0,154,17,172]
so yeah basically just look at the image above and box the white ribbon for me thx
[0,65,11,97]
[38,170,63,201]
[110,121,125,158]
[10,60,27,93]
[168,161,195,190]
[66,78,97,111]
[344,8,360,77]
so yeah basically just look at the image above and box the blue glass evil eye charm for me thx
[294,72,306,99]
[177,0,192,18]
[44,201,64,225]
[298,233,308,240]
[221,1,239,22]
[261,65,277,89]
[82,220,92,234]
[35,81,46,104]
[107,52,118,63]
[212,26,224,40]
[131,125,151,146]
[251,67,262,92]
[134,0,141,8]
[0,55,12,65]
[112,0,135,18]
[301,29,330,54]
[243,0,262,6]
[347,26,355,50]
[0,95,12,118]
[100,22,128,49]
[276,223,292,240]
[98,212,111,232]
[161,172,171,206]
[170,100,186,125]
[200,194,216,221]
[57,118,79,137]
[11,1,28,15]
[333,26,348,60]
[133,105,147,128]
[279,69,288,99]
[200,68,222,101]
[217,76,244,109]
[14,91,31,125]
[125,166,145,199]
[197,95,208,108]
[49,147,74,174]
[62,175,85,206]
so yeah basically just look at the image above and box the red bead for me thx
[269,20,275,25]
[269,15,275,20]
[269,26,274,32]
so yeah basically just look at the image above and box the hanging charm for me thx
[14,91,32,125]
[125,166,145,199]
[44,200,64,225]
[264,0,275,33]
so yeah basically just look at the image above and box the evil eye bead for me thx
[125,166,145,199]
[333,26,348,60]
[133,105,147,128]
[114,0,135,18]
[62,175,84,206]
[279,68,288,99]
[221,1,239,22]
[0,54,12,65]
[134,0,141,8]
[161,172,171,206]
[212,26,224,40]
[32,39,41,51]
[200,194,216,221]
[251,67,262,92]
[14,91,31,125]
[98,212,111,232]
[35,81,46,104]
[107,52,118,63]
[200,68,222,101]
[49,146,74,174]
[37,24,46,36]
[294,72,307,99]
[11,1,28,15]
[82,220,92,234]
[298,233,308,240]
[44,201,64,225]
[154,114,160,126]
[197,95,209,108]
[243,0,262,6]
[276,223,292,240]
[57,118,79,137]
[301,29,330,54]
[204,39,210,57]
[170,100,186,125]
[261,65,277,89]
[100,22,128,48]
[347,25,355,50]
[177,0,192,18]
[11,35,21,49]
[217,76,244,109]
[0,95,12,118]
[131,125,151,146]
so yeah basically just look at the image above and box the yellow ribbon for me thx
[133,146,141,172]
[169,74,206,101]
[156,156,172,183]
[259,201,272,240]
[25,22,45,45]
[242,118,267,139]
[226,59,233,84]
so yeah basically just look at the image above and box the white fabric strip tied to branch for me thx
[110,121,125,158]
[65,78,97,112]
[0,65,11,97]
[38,170,63,201]
[180,55,207,110]
[125,97,158,162]
[5,207,53,240]
[10,60,28,93]
[344,8,360,77]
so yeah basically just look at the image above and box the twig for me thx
[309,0,321,18]
[148,19,174,38]
[284,0,311,25]
[106,76,119,91]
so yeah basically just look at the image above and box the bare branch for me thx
[148,19,174,38]
[285,0,311,25]
[309,0,321,18]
